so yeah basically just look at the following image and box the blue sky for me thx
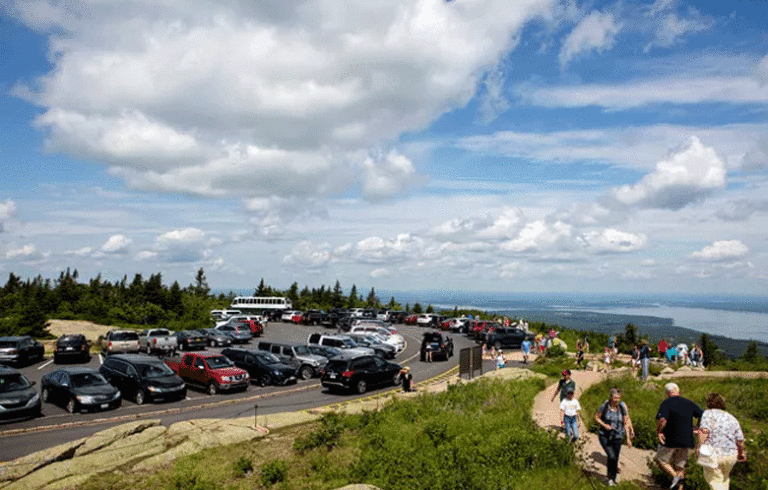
[1,0,768,296]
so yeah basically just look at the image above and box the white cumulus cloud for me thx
[691,240,749,261]
[283,241,331,269]
[0,200,17,219]
[579,228,648,254]
[611,136,726,209]
[501,220,572,253]
[101,234,132,254]
[15,0,556,206]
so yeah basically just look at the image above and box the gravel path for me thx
[526,357,768,488]
[531,368,657,487]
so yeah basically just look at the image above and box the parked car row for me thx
[0,316,418,422]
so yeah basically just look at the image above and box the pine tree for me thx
[347,284,358,309]
[192,268,210,297]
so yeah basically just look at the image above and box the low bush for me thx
[231,456,253,477]
[260,459,288,486]
[292,411,346,452]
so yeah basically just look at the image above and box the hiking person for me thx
[595,388,634,486]
[656,382,704,489]
[551,369,575,403]
[698,393,746,490]
[560,389,582,442]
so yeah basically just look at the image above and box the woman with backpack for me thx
[595,387,635,486]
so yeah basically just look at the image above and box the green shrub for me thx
[546,343,567,358]
[260,460,288,486]
[231,456,253,477]
[293,411,346,452]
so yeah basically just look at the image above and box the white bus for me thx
[229,296,293,313]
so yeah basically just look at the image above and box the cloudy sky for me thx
[1,0,767,296]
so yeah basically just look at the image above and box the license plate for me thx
[100,403,109,409]
[66,347,74,351]
[328,373,336,379]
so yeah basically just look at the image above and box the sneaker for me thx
[607,479,616,486]
[670,475,682,489]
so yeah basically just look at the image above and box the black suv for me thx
[221,348,297,386]
[321,353,402,394]
[99,354,186,405]
[484,327,535,350]
[54,334,91,363]
[0,336,45,366]
[301,310,328,326]
[420,332,454,361]
[0,365,41,420]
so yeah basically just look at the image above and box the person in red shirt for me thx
[658,339,668,361]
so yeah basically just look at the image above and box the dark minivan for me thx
[99,354,186,405]
[221,348,297,386]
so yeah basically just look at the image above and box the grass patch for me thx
[75,375,649,490]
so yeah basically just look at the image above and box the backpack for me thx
[599,400,627,421]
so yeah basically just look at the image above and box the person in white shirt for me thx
[560,390,582,442]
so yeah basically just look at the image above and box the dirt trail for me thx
[531,368,657,487]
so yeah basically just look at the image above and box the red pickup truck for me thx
[164,352,250,395]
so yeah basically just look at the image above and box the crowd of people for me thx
[551,377,746,489]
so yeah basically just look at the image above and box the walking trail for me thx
[531,367,655,487]
[525,353,768,488]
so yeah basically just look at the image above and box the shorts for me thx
[656,446,690,469]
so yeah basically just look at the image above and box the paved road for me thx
[0,322,489,461]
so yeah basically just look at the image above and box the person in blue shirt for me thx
[521,338,531,364]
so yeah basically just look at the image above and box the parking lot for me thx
[1,321,491,460]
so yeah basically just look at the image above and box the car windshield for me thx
[342,339,358,348]
[140,363,175,378]
[205,356,234,369]
[293,346,310,356]
[0,373,32,392]
[112,332,139,341]
[256,352,280,364]
[70,372,109,387]
[58,335,83,343]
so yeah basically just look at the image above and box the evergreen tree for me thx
[700,333,723,367]
[347,284,358,309]
[413,302,423,314]
[331,280,345,308]
[255,278,267,296]
[366,287,378,308]
[742,341,761,363]
[426,304,434,313]
[192,268,210,297]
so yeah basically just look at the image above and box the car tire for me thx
[135,389,146,405]
[207,382,218,395]
[299,365,314,380]
[41,387,50,402]
[259,374,271,387]
[66,397,77,413]
[355,379,367,394]
[53,355,60,364]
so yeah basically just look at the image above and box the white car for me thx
[416,314,435,326]
[350,325,405,352]
[281,310,300,322]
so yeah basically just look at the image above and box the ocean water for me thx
[403,292,768,358]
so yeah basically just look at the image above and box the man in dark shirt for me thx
[655,382,703,489]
